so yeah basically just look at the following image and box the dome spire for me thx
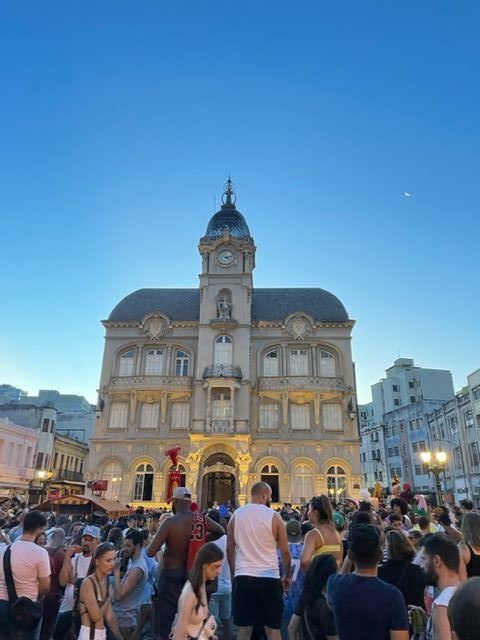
[222,175,236,207]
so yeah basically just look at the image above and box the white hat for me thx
[173,487,192,500]
[82,525,101,539]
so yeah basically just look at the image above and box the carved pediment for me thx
[283,313,314,340]
[140,314,171,340]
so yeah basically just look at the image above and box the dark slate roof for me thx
[108,288,349,323]
[205,206,251,239]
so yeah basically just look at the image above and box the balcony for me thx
[206,420,235,434]
[108,375,193,392]
[257,376,351,393]
[203,365,242,380]
[55,469,85,483]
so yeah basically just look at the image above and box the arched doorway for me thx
[201,453,236,509]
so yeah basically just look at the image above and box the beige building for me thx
[49,434,88,496]
[87,180,362,508]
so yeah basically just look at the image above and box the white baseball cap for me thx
[173,487,192,500]
[82,525,101,539]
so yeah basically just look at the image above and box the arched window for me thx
[263,350,279,376]
[214,335,233,366]
[145,348,164,374]
[175,350,190,376]
[133,463,154,501]
[260,464,280,502]
[292,464,315,504]
[319,350,336,377]
[102,461,123,501]
[118,350,135,376]
[326,465,347,501]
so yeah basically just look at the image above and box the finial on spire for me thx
[222,175,236,206]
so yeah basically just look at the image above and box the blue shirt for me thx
[327,573,408,640]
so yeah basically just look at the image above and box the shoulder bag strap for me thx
[3,546,19,604]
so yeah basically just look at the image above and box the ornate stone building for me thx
[87,180,362,507]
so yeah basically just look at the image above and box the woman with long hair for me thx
[301,496,343,570]
[289,554,338,640]
[459,512,480,579]
[77,542,123,640]
[378,529,425,608]
[171,542,223,640]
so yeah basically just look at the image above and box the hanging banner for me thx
[167,469,181,502]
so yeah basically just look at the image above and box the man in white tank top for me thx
[227,482,291,640]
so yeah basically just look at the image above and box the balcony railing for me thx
[206,420,235,434]
[56,469,84,483]
[203,365,242,380]
[108,375,193,392]
[257,376,351,393]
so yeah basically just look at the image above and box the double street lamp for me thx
[420,450,447,506]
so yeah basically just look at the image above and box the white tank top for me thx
[233,503,279,578]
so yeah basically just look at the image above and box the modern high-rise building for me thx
[359,358,455,492]
[87,179,362,508]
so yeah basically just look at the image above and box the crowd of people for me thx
[0,488,480,640]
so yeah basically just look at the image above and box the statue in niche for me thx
[217,294,232,319]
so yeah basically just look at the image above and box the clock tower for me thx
[192,178,256,440]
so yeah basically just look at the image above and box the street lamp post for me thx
[421,451,447,506]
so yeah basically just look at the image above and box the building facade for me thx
[425,368,480,506]
[87,180,362,508]
[18,389,95,443]
[0,417,38,500]
[359,358,455,493]
[49,434,88,497]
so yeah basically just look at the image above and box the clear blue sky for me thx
[1,1,479,405]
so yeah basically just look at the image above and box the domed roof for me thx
[107,287,349,323]
[204,178,251,239]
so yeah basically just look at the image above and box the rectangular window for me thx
[42,418,49,432]
[50,420,55,433]
[414,464,429,476]
[36,452,44,469]
[118,352,135,376]
[319,351,336,377]
[289,350,308,375]
[108,403,128,429]
[25,446,32,467]
[394,399,400,406]
[140,403,160,429]
[259,403,280,429]
[145,349,164,374]
[392,384,399,392]
[291,403,310,429]
[171,402,190,428]
[175,351,189,377]
[410,396,416,404]
[469,442,480,467]
[53,452,58,468]
[263,351,279,376]
[322,403,343,431]
[408,381,414,389]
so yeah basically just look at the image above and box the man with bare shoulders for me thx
[227,482,292,640]
[147,487,223,640]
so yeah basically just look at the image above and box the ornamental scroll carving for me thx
[283,313,313,341]
[140,315,171,340]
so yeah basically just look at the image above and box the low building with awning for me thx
[37,493,130,519]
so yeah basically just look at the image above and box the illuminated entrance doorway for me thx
[201,453,236,509]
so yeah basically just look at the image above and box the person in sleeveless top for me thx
[77,542,123,640]
[301,496,342,570]
[458,512,480,579]
[227,481,292,640]
[171,542,223,640]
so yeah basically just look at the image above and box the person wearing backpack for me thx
[54,525,100,639]
[0,509,51,640]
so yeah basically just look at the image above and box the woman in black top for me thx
[378,529,426,608]
[289,554,338,640]
[459,512,480,578]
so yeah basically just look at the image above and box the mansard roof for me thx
[108,287,349,323]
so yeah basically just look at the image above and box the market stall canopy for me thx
[36,494,130,518]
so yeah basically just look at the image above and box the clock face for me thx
[218,250,234,265]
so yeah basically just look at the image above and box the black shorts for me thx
[232,576,284,629]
